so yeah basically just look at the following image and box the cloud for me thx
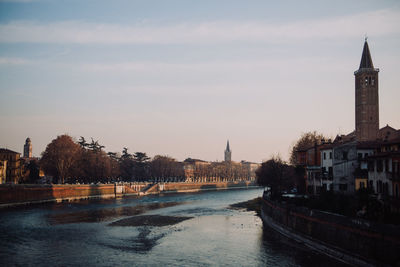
[0,0,35,2]
[0,9,399,44]
[0,57,32,65]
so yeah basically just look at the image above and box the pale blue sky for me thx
[0,0,399,162]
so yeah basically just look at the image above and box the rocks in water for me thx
[109,215,193,227]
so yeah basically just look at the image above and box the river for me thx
[0,188,347,266]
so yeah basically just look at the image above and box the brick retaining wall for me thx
[162,181,254,192]
[0,181,257,207]
[0,184,116,206]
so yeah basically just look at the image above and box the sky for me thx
[0,0,399,163]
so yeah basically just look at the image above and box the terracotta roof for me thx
[184,158,207,163]
[379,125,397,131]
[319,143,334,150]
[368,151,400,159]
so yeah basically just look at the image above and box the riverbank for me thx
[260,196,400,266]
[0,181,258,208]
[229,197,262,216]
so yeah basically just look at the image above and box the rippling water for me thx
[0,189,347,266]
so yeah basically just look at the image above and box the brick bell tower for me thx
[354,39,379,141]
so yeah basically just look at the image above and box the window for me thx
[343,152,348,160]
[329,152,332,159]
[364,153,368,158]
[328,167,333,177]
[385,160,389,172]
[384,183,389,196]
[358,153,362,160]
[360,182,365,189]
[324,152,326,160]
[368,161,374,171]
[377,160,383,172]
[393,162,399,174]
[371,78,375,85]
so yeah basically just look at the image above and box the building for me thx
[367,138,400,198]
[331,40,398,194]
[354,39,380,141]
[320,143,334,191]
[183,158,211,182]
[23,137,32,158]
[0,148,22,183]
[305,143,322,195]
[224,140,231,162]
[294,40,399,197]
[332,141,375,194]
[240,161,260,181]
[377,125,400,142]
[0,160,7,184]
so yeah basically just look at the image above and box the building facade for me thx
[332,141,375,194]
[367,139,400,198]
[0,160,7,184]
[320,144,333,191]
[0,149,22,183]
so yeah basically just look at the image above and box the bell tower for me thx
[23,137,32,158]
[354,39,379,141]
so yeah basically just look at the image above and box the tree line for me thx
[184,160,252,182]
[39,134,185,184]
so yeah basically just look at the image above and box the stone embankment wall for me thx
[0,181,257,207]
[0,184,118,206]
[261,197,400,266]
[161,181,254,193]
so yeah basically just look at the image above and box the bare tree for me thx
[150,155,184,182]
[289,131,327,165]
[256,156,295,199]
[40,135,81,184]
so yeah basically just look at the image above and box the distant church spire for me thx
[224,140,231,162]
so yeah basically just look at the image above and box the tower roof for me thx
[359,40,374,69]
[226,140,230,152]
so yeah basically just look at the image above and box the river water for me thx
[0,189,346,266]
